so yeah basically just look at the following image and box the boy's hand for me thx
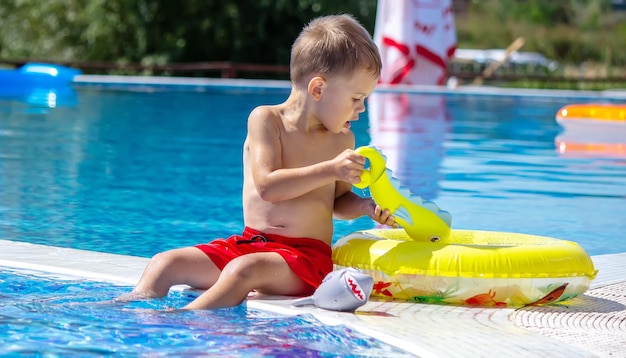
[370,202,398,228]
[333,149,366,184]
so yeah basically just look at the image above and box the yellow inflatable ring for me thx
[333,229,597,307]
[556,104,626,123]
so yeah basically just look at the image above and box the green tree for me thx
[0,0,377,68]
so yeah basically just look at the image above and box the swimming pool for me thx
[1,82,624,256]
[1,78,625,355]
[0,268,407,356]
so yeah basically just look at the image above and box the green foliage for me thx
[459,0,626,67]
[495,0,571,26]
[0,0,377,67]
[1,0,624,79]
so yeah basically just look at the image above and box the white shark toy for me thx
[291,268,373,312]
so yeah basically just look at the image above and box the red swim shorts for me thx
[195,227,333,295]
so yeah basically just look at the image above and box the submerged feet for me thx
[114,290,158,303]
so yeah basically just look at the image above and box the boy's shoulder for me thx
[248,104,281,123]
[246,105,286,135]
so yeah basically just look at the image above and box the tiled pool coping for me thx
[1,239,624,357]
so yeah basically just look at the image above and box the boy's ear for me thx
[308,76,325,101]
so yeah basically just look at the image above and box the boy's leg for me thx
[120,247,221,300]
[183,252,309,310]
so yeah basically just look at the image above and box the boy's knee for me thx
[150,251,168,263]
[147,251,178,271]
[221,256,266,282]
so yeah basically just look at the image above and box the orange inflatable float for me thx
[555,103,626,158]
[556,103,626,124]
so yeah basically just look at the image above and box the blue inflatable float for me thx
[0,62,81,85]
[0,63,81,107]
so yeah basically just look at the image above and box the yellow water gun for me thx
[354,146,452,242]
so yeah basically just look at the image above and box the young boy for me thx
[120,14,396,310]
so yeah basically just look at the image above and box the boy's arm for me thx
[333,182,397,227]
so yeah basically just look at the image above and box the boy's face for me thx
[315,69,378,134]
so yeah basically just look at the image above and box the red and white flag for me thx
[374,0,457,85]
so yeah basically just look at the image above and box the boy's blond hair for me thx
[290,14,382,89]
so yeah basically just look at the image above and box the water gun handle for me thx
[354,146,384,190]
[352,146,453,243]
[354,170,371,189]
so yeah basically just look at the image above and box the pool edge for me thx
[2,239,624,357]
[73,74,626,100]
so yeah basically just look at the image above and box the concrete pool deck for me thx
[1,239,624,357]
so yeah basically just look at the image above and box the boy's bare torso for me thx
[242,104,352,246]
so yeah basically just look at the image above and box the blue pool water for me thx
[1,80,625,355]
[1,85,624,256]
[0,268,406,356]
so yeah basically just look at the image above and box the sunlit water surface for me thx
[2,86,623,256]
[0,268,406,356]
